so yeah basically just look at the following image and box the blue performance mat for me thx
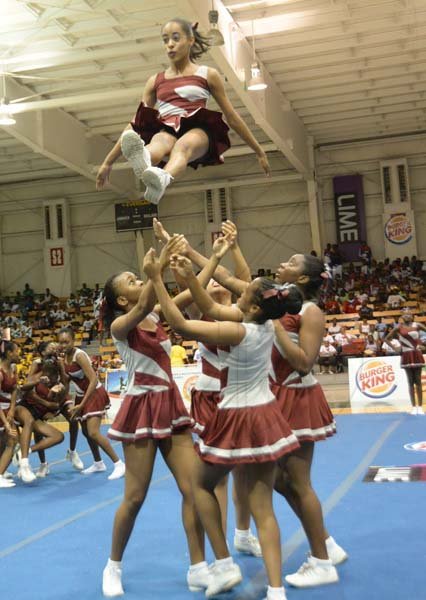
[0,414,425,600]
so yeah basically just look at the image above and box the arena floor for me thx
[1,410,424,600]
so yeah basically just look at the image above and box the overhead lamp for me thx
[0,98,15,126]
[247,20,267,91]
[247,63,267,91]
[207,5,225,46]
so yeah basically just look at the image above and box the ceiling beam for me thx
[176,0,311,176]
[2,76,138,198]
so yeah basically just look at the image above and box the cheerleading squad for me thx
[0,328,125,487]
[99,221,348,600]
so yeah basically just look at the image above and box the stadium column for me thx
[307,137,323,256]
[42,199,74,297]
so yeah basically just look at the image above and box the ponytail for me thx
[165,18,211,61]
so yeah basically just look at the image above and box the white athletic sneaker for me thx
[36,463,50,478]
[0,475,16,488]
[234,531,262,557]
[285,555,339,588]
[410,407,417,415]
[417,406,424,415]
[121,130,151,179]
[3,471,14,479]
[325,536,348,565]
[102,559,124,597]
[66,449,84,471]
[142,166,173,205]
[187,561,212,592]
[19,459,36,484]
[205,561,242,597]
[108,460,125,481]
[82,460,107,475]
[262,585,288,600]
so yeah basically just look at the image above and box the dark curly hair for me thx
[252,278,303,324]
[163,18,211,62]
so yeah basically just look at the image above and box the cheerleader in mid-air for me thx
[96,18,270,204]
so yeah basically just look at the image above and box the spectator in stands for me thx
[324,295,341,315]
[359,241,372,266]
[328,318,341,335]
[334,325,355,348]
[329,244,343,278]
[386,288,406,309]
[11,292,22,312]
[170,334,189,367]
[78,283,92,298]
[82,317,95,343]
[318,339,337,374]
[358,299,373,320]
[39,288,56,308]
[22,283,34,299]
[375,317,387,338]
[66,293,78,310]
[52,307,68,321]
[342,292,360,314]
[323,243,332,266]
[93,283,102,300]
[364,334,378,356]
[358,318,370,336]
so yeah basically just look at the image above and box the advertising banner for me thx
[347,356,426,409]
[105,363,201,417]
[333,174,366,261]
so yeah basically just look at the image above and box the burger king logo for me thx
[404,441,426,452]
[356,359,397,398]
[384,213,412,245]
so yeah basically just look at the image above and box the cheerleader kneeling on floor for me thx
[144,247,303,600]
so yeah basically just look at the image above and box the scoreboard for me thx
[115,200,158,232]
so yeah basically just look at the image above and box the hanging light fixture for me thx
[0,70,16,126]
[207,1,225,46]
[247,20,267,91]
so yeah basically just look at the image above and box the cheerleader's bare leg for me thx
[244,462,283,588]
[145,131,176,165]
[103,439,158,597]
[31,421,64,453]
[163,128,209,179]
[277,443,328,558]
[232,466,262,557]
[159,431,205,564]
[110,439,157,561]
[142,128,209,204]
[81,419,102,462]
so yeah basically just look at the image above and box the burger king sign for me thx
[384,213,412,245]
[348,356,411,408]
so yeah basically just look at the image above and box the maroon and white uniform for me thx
[270,303,336,443]
[64,349,109,421]
[196,320,299,465]
[22,382,60,421]
[108,313,192,442]
[398,324,425,368]
[0,368,17,431]
[191,315,222,435]
[31,359,72,407]
[131,65,230,169]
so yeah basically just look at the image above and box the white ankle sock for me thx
[20,458,29,466]
[235,528,250,540]
[188,561,208,573]
[107,558,122,569]
[267,585,286,599]
[215,557,233,569]
[311,556,333,567]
